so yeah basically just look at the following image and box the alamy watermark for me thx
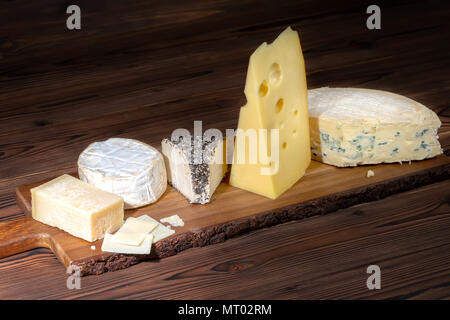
[366,265,381,290]
[66,5,81,30]
[66,265,81,289]
[366,5,381,30]
[167,121,280,175]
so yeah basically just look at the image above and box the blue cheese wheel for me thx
[308,87,442,167]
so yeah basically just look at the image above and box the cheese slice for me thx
[160,214,184,227]
[161,135,227,204]
[137,215,175,243]
[119,217,158,234]
[111,231,146,246]
[78,138,167,209]
[308,87,443,167]
[101,233,153,255]
[110,216,158,246]
[230,27,311,199]
[31,174,124,242]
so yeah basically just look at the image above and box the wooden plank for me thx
[0,0,449,298]
[1,155,448,276]
[1,180,448,299]
[0,0,448,212]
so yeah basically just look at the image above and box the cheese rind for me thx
[230,27,311,199]
[308,87,442,167]
[31,174,124,242]
[78,138,167,209]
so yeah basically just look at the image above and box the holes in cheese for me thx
[259,80,269,97]
[230,27,311,199]
[276,98,284,113]
[269,62,282,85]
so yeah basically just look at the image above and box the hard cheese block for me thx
[31,174,124,242]
[162,135,227,204]
[78,138,167,209]
[230,27,311,199]
[308,87,443,167]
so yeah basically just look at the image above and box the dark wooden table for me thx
[0,0,449,299]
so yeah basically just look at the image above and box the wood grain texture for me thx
[3,155,447,276]
[1,180,448,299]
[0,0,449,211]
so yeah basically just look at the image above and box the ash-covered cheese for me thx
[161,135,227,204]
[78,138,167,209]
[308,87,442,167]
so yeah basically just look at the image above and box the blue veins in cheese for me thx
[308,87,442,167]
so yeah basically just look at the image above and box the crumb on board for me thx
[366,170,375,178]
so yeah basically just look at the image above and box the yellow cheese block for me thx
[31,174,124,242]
[230,27,311,199]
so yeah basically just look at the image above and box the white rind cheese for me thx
[78,138,167,209]
[308,87,442,167]
[161,136,227,204]
[31,174,124,242]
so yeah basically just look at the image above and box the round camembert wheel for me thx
[78,138,167,209]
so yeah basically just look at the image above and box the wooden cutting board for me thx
[1,155,449,276]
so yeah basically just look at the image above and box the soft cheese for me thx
[308,87,442,167]
[78,138,167,209]
[230,27,311,199]
[31,174,124,242]
[161,135,227,204]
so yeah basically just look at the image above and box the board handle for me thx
[0,217,52,259]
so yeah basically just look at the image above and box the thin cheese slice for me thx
[101,233,153,255]
[110,216,158,246]
[111,231,146,246]
[120,217,158,234]
[138,215,175,243]
[160,214,184,227]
